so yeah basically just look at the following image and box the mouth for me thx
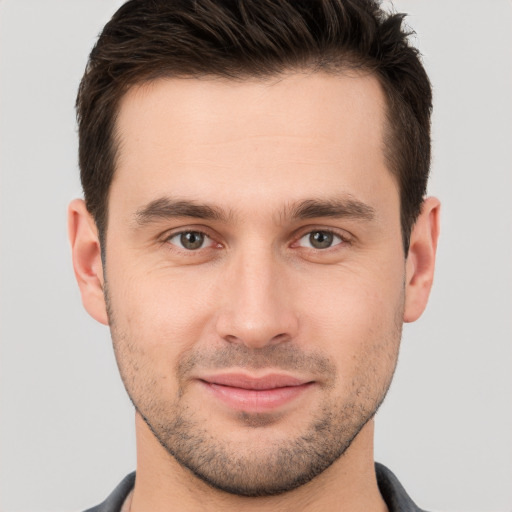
[198,373,315,413]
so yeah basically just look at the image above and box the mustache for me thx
[177,343,337,380]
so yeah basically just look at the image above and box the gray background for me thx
[1,1,511,511]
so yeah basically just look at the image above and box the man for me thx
[68,0,440,510]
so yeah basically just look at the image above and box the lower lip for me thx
[201,381,313,412]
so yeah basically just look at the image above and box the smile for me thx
[198,373,315,413]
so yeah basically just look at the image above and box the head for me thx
[70,0,439,499]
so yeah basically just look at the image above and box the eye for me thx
[167,231,211,250]
[297,230,344,249]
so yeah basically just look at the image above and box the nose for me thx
[215,248,299,349]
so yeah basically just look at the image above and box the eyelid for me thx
[161,226,222,250]
[298,231,342,249]
[158,224,352,252]
[169,231,209,248]
[291,226,353,248]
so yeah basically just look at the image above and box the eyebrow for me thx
[133,195,376,227]
[134,197,231,226]
[286,197,376,222]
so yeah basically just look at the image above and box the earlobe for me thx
[68,199,109,325]
[403,197,441,323]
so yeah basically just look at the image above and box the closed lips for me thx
[199,373,311,389]
[197,373,315,413]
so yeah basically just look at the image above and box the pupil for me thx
[181,232,204,250]
[310,231,333,249]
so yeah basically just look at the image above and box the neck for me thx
[130,414,388,512]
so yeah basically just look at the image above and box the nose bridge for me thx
[216,243,298,347]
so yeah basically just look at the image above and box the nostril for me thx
[224,334,240,344]
[221,331,292,348]
[272,333,291,343]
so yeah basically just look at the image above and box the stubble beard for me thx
[105,285,403,497]
[137,387,387,497]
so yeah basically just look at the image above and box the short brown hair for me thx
[77,0,432,253]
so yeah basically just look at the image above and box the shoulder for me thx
[83,472,136,512]
[376,463,428,512]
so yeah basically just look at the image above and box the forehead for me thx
[115,71,386,153]
[110,72,394,216]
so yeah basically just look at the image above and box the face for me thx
[103,72,406,496]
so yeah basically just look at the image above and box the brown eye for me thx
[168,231,208,250]
[298,230,342,249]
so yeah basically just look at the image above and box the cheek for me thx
[296,264,404,369]
[138,289,208,338]
[106,263,222,380]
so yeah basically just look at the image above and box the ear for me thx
[68,199,108,325]
[403,197,441,323]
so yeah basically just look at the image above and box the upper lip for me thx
[199,373,311,390]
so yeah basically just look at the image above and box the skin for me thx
[69,72,440,512]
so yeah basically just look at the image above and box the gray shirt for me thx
[84,463,427,512]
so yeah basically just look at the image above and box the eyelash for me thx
[162,227,351,253]
[164,229,218,251]
[294,228,350,250]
